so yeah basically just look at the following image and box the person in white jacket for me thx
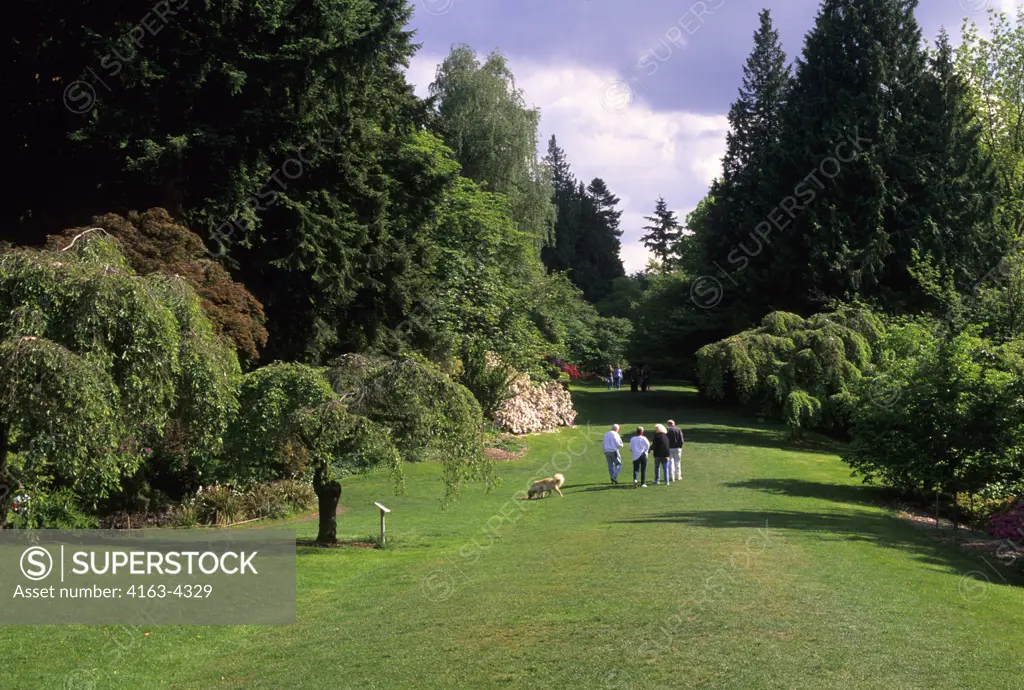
[602,424,624,484]
[629,427,651,488]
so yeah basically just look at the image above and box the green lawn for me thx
[3,383,1024,689]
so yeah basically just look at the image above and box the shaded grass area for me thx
[2,381,1023,689]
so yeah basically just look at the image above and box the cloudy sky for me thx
[403,0,1018,273]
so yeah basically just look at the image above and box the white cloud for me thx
[999,0,1021,17]
[405,58,437,99]
[405,54,729,275]
[620,241,655,275]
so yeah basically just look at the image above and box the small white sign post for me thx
[374,502,391,546]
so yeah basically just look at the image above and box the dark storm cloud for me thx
[410,0,989,116]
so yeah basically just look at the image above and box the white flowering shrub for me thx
[492,372,577,434]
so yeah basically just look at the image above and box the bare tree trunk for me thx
[161,167,185,220]
[314,478,341,545]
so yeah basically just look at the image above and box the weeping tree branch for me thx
[59,228,112,252]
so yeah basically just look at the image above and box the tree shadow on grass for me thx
[570,386,844,457]
[723,478,897,508]
[611,508,1024,587]
[692,427,842,456]
[571,386,709,427]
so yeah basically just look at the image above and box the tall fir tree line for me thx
[690,1,1002,323]
[541,136,625,302]
[690,8,789,326]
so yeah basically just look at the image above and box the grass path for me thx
[3,383,1024,689]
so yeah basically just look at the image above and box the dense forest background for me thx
[2,0,1024,536]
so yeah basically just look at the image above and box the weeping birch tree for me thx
[429,45,555,250]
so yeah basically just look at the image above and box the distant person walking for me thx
[652,423,671,485]
[602,424,624,484]
[666,420,684,481]
[629,365,639,393]
[607,365,615,390]
[640,365,651,392]
[629,427,651,488]
[614,365,623,390]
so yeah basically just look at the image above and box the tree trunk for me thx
[0,422,9,528]
[314,479,341,545]
[161,171,185,220]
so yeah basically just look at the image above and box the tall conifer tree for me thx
[696,8,790,316]
[905,29,1003,313]
[541,135,579,272]
[762,0,928,312]
[641,197,682,274]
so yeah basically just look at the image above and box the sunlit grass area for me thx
[2,383,1022,689]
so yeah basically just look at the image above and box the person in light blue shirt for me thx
[629,427,651,488]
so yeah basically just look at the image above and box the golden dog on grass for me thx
[527,473,565,499]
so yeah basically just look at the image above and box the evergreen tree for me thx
[1,0,442,363]
[640,197,682,274]
[724,10,789,182]
[905,29,1003,314]
[540,141,624,301]
[541,135,580,272]
[696,9,789,313]
[567,182,605,300]
[585,177,626,298]
[757,0,1002,316]
[546,135,576,197]
[761,0,930,312]
[587,178,624,251]
[571,178,625,301]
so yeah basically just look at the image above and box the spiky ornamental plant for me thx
[0,234,240,525]
[695,307,882,437]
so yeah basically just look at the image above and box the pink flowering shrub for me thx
[543,356,583,380]
[987,501,1024,539]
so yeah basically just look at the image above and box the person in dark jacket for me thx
[628,366,638,393]
[651,424,671,485]
[666,419,684,481]
[640,365,650,392]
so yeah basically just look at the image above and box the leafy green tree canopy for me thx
[0,235,240,525]
[844,325,1024,502]
[696,307,883,436]
[225,361,402,543]
[329,355,491,504]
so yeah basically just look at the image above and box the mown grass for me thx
[2,382,1023,689]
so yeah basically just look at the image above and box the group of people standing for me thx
[606,364,651,392]
[602,421,684,488]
